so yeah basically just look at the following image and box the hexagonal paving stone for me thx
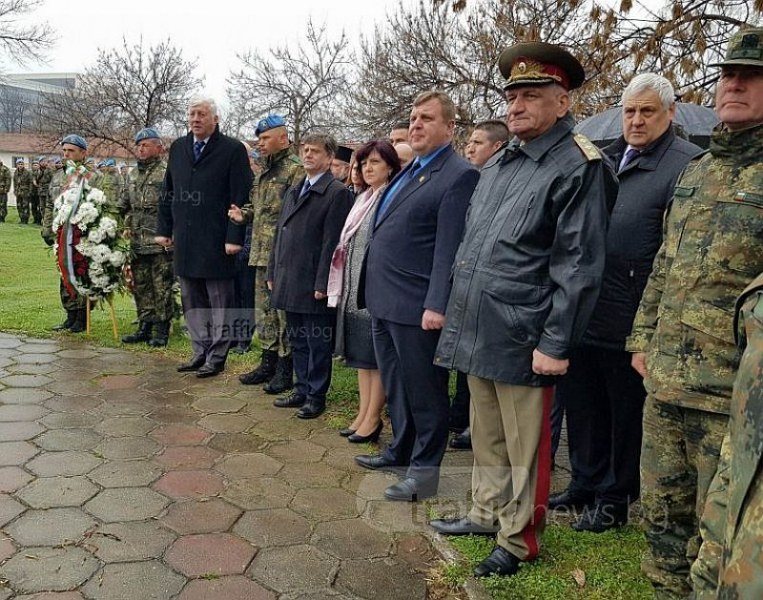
[98,400,152,416]
[0,405,49,421]
[87,460,163,488]
[247,544,338,594]
[85,488,169,522]
[161,498,242,534]
[215,453,283,479]
[277,462,346,489]
[7,362,59,376]
[0,421,44,442]
[208,433,268,453]
[0,374,53,387]
[233,508,311,547]
[290,488,363,521]
[44,396,102,413]
[15,343,61,354]
[0,494,25,526]
[35,429,102,451]
[96,416,156,437]
[95,437,161,460]
[16,476,99,509]
[267,440,327,463]
[197,414,255,433]
[150,423,208,445]
[0,337,22,349]
[335,558,427,599]
[364,499,429,534]
[153,471,224,499]
[0,546,99,594]
[177,576,276,600]
[90,521,176,562]
[156,446,220,470]
[5,508,96,546]
[82,560,186,600]
[15,593,86,600]
[0,388,53,405]
[14,354,58,365]
[0,536,15,562]
[0,441,39,466]
[0,466,33,492]
[56,349,98,359]
[311,519,391,559]
[97,374,143,390]
[223,477,295,511]
[191,396,246,414]
[26,451,102,477]
[40,412,100,429]
[165,533,257,577]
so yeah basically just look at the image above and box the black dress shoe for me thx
[384,477,437,502]
[273,392,306,408]
[430,516,499,536]
[347,421,383,444]
[473,546,521,578]
[196,363,224,378]
[354,454,404,473]
[449,427,472,450]
[177,356,206,372]
[548,488,595,511]
[296,399,325,420]
[339,427,356,437]
[572,504,628,533]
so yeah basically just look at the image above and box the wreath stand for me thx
[85,296,120,341]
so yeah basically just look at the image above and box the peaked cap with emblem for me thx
[710,27,763,68]
[499,41,585,91]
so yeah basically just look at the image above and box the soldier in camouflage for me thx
[229,115,304,394]
[690,272,763,599]
[627,27,763,599]
[42,158,65,245]
[12,159,33,224]
[36,157,53,228]
[0,159,10,222]
[121,128,174,347]
[29,159,42,225]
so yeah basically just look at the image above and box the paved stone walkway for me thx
[0,332,493,599]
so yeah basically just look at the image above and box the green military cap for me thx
[710,27,763,68]
[499,41,585,91]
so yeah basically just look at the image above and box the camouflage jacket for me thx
[627,123,763,414]
[691,272,763,599]
[0,165,10,193]
[42,168,66,237]
[121,158,168,255]
[242,147,303,267]
[37,167,53,200]
[12,168,33,197]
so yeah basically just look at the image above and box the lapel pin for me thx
[418,175,426,183]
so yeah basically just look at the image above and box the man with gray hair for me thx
[157,96,253,377]
[549,73,702,532]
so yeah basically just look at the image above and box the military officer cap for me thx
[134,127,161,143]
[61,134,87,150]
[255,114,286,136]
[335,145,353,163]
[499,41,585,91]
[710,27,763,68]
[32,158,39,165]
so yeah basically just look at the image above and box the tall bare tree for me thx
[226,19,352,145]
[0,0,54,67]
[37,38,202,154]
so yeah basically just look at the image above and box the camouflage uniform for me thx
[30,164,42,224]
[627,121,763,598]
[122,157,175,324]
[690,273,763,599]
[241,146,303,357]
[12,165,33,224]
[0,163,10,222]
[42,166,66,243]
[37,165,53,228]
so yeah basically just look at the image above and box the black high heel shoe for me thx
[339,427,356,437]
[348,421,383,444]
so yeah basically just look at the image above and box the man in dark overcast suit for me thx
[356,90,479,501]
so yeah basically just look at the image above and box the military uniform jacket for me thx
[122,158,168,255]
[0,165,10,194]
[627,123,763,415]
[691,272,763,599]
[434,114,617,386]
[245,147,303,267]
[12,168,33,197]
[38,167,52,201]
[42,169,66,238]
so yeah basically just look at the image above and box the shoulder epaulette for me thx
[573,134,602,161]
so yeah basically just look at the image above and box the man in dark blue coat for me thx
[156,96,253,378]
[355,90,479,502]
[549,74,703,532]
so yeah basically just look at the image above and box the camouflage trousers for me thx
[640,395,728,599]
[129,252,175,323]
[16,195,30,224]
[30,192,42,224]
[253,266,289,357]
[0,193,7,221]
[59,279,85,311]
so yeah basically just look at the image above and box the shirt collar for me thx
[415,143,450,168]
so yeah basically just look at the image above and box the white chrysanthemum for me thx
[70,202,99,227]
[99,216,118,238]
[86,188,106,206]
[108,250,126,268]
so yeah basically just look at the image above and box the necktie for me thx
[193,140,205,162]
[620,147,639,170]
[300,179,311,197]
[376,160,421,222]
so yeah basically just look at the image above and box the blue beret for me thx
[134,127,161,143]
[255,115,286,136]
[62,134,87,150]
[15,158,24,165]
[97,160,106,168]
[103,158,116,167]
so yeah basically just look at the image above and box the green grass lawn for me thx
[0,214,652,600]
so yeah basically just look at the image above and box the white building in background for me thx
[0,73,77,134]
